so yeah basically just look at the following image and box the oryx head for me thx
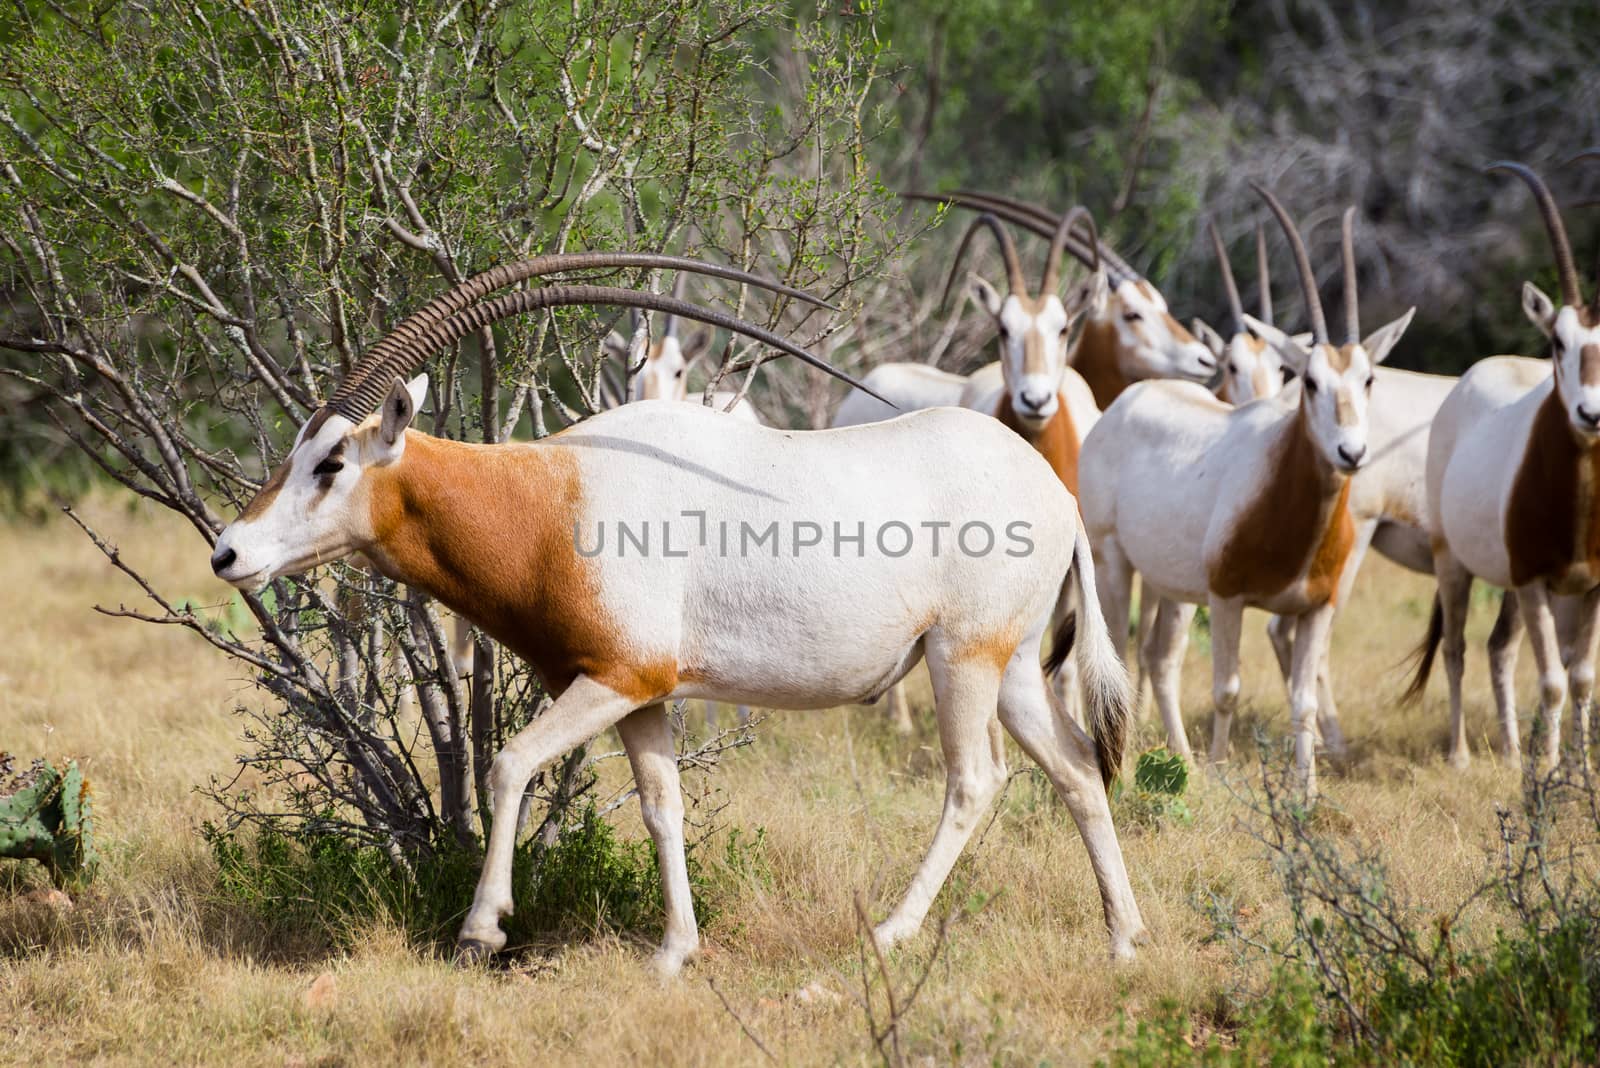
[1200,220,1295,405]
[1490,157,1600,441]
[603,274,715,403]
[902,190,1217,390]
[1101,276,1218,384]
[210,254,868,590]
[1242,189,1413,475]
[947,209,1108,431]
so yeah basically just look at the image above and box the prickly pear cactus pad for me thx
[0,752,97,887]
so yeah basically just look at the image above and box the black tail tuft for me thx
[1045,611,1077,677]
[1400,594,1443,705]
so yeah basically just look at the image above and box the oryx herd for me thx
[209,157,1599,974]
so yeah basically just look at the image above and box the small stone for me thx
[22,887,72,911]
[793,980,841,1007]
[303,971,338,1011]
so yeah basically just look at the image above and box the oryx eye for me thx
[1365,375,1375,390]
[1122,312,1142,323]
[1305,377,1319,394]
[675,369,685,378]
[313,458,344,478]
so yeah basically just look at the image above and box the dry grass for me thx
[0,497,1539,1066]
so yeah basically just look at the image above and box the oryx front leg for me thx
[1516,583,1568,771]
[616,703,699,976]
[1559,588,1600,766]
[874,646,1004,950]
[1289,605,1336,797]
[1207,596,1245,767]
[1144,597,1194,761]
[458,676,639,960]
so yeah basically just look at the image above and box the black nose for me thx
[1337,444,1367,467]
[1580,405,1600,428]
[211,546,237,575]
[1020,390,1049,412]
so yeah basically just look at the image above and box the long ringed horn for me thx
[328,253,835,419]
[1485,160,1582,309]
[342,284,895,412]
[901,191,1138,284]
[1250,182,1328,345]
[1042,206,1097,294]
[1341,207,1360,344]
[951,189,1141,283]
[939,212,1026,310]
[1255,223,1273,327]
[1562,147,1600,312]
[1207,219,1245,332]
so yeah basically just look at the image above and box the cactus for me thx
[0,752,97,886]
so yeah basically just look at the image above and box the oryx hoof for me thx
[454,937,502,968]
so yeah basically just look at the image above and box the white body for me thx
[1426,349,1600,769]
[1081,302,1410,794]
[830,362,970,427]
[214,393,1145,972]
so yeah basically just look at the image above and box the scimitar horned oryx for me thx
[210,250,1146,974]
[1410,155,1600,770]
[1080,187,1415,796]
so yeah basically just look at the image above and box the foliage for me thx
[1104,739,1600,1065]
[0,752,96,887]
[205,802,764,951]
[1114,746,1193,829]
[0,0,898,859]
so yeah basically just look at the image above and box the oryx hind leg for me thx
[616,702,700,976]
[997,619,1146,958]
[874,631,1006,950]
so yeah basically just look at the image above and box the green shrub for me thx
[205,803,762,953]
[0,754,96,887]
[1114,747,1193,829]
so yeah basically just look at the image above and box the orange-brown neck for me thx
[1507,389,1600,589]
[1070,316,1133,410]
[361,432,674,701]
[996,393,1080,496]
[1209,407,1355,604]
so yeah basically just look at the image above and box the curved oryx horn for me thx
[327,253,836,420]
[940,212,1027,309]
[1486,160,1582,310]
[1562,147,1600,313]
[661,271,689,339]
[1042,206,1098,295]
[349,283,893,409]
[902,190,1140,285]
[1256,223,1274,327]
[950,190,1140,283]
[1207,218,1245,332]
[1251,182,1328,345]
[1341,207,1361,344]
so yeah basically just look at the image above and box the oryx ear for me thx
[1291,332,1314,348]
[1192,318,1226,358]
[1522,282,1558,339]
[380,375,423,448]
[1361,307,1415,366]
[680,326,714,370]
[1243,313,1310,376]
[603,330,632,360]
[970,275,1004,317]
